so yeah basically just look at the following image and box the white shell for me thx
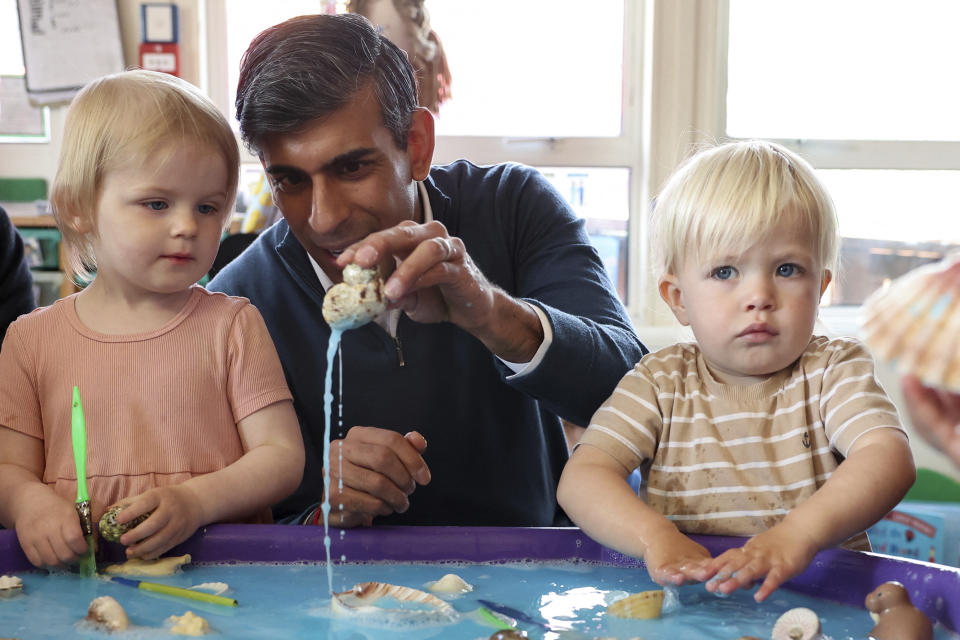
[103,553,191,576]
[771,606,821,640]
[861,255,960,392]
[0,574,22,595]
[332,581,459,626]
[426,573,473,594]
[167,610,211,636]
[86,595,130,631]
[322,265,386,330]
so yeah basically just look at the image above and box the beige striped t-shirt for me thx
[577,336,904,548]
[0,286,292,523]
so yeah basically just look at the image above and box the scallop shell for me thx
[322,264,387,330]
[427,573,474,594]
[86,595,130,631]
[98,505,152,543]
[861,255,960,392]
[332,581,459,625]
[771,606,821,640]
[605,589,665,619]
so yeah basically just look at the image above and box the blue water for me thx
[1,561,957,639]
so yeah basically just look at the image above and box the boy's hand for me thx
[642,527,713,586]
[14,487,90,569]
[701,525,818,602]
[116,485,204,560]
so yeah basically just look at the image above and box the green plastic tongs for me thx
[71,386,97,576]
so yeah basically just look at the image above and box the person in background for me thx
[0,70,304,569]
[0,206,35,343]
[558,140,915,602]
[208,13,646,528]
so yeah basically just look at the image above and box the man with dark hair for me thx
[0,206,35,344]
[209,13,646,527]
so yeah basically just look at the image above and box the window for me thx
[724,0,960,307]
[0,1,49,142]
[208,0,642,309]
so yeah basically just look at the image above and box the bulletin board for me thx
[17,0,125,105]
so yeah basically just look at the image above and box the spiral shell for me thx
[98,505,152,543]
[771,606,821,640]
[322,264,387,330]
[86,595,130,631]
[605,589,665,619]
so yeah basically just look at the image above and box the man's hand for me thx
[323,427,430,528]
[902,374,960,467]
[336,220,543,363]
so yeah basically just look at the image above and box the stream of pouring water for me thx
[322,327,344,595]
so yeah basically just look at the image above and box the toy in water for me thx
[322,264,387,330]
[86,595,129,631]
[771,606,822,640]
[605,588,665,619]
[98,504,153,543]
[0,575,22,597]
[166,610,212,636]
[861,254,960,392]
[331,581,459,626]
[426,573,473,594]
[110,576,238,607]
[103,553,191,576]
[865,581,933,640]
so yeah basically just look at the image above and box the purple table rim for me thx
[2,525,957,631]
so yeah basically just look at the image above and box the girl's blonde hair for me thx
[50,69,240,282]
[651,140,839,278]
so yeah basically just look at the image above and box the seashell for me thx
[189,582,230,596]
[332,581,459,626]
[427,573,473,594]
[861,255,960,392]
[605,589,665,619]
[98,505,152,543]
[86,595,130,631]
[771,606,821,640]
[488,631,527,640]
[166,610,211,636]
[0,575,23,597]
[322,264,387,330]
[104,553,191,576]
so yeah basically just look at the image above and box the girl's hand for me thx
[642,527,713,586]
[14,488,90,569]
[701,525,818,602]
[116,485,204,559]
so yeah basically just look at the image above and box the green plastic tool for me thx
[71,386,97,576]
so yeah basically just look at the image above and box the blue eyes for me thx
[142,201,218,215]
[710,263,803,280]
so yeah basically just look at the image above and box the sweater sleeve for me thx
[494,166,647,426]
[0,207,36,345]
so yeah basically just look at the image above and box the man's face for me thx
[259,86,429,282]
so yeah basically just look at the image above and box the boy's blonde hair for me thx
[51,69,240,281]
[651,140,839,278]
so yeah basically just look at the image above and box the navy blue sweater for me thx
[209,161,646,525]
[0,207,35,345]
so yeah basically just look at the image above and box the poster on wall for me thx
[17,0,124,105]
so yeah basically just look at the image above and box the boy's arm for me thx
[0,426,91,567]
[117,400,305,558]
[558,443,712,586]
[705,428,914,601]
